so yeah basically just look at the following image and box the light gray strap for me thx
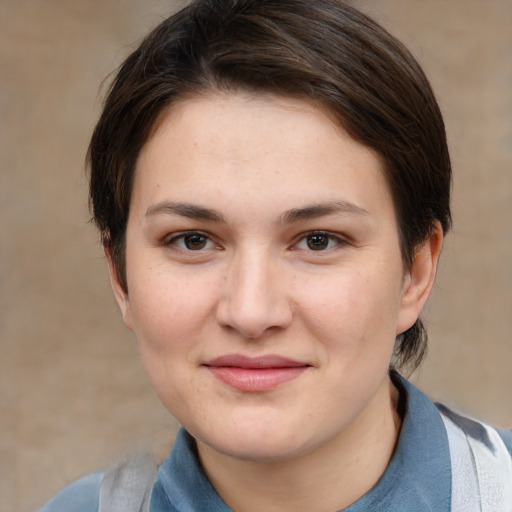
[98,454,158,512]
[441,412,512,512]
[442,413,481,512]
[469,423,512,512]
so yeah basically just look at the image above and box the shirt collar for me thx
[343,374,451,511]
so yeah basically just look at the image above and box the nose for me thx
[215,249,293,339]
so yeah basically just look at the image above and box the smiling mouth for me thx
[202,354,310,392]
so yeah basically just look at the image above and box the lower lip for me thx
[205,366,308,392]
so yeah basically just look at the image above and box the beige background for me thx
[1,1,511,511]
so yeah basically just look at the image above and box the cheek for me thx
[126,271,216,415]
[126,267,221,377]
[298,270,402,358]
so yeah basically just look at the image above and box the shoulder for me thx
[496,427,512,456]
[37,472,104,512]
[436,402,512,455]
[436,402,512,509]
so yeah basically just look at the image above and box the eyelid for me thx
[164,230,220,249]
[292,230,349,251]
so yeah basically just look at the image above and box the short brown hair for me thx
[88,0,452,371]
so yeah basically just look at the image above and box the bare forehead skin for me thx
[134,92,389,211]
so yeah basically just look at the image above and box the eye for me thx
[294,231,345,251]
[166,231,216,251]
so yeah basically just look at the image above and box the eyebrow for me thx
[145,200,368,224]
[145,201,225,222]
[279,201,369,224]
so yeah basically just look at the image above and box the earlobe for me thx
[396,222,444,334]
[105,248,134,330]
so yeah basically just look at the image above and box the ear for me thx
[396,222,444,335]
[105,248,134,330]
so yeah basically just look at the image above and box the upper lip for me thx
[203,354,309,369]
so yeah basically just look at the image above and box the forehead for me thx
[148,92,353,163]
[132,92,393,221]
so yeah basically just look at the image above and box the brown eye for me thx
[183,234,208,250]
[293,231,346,252]
[306,233,330,250]
[166,232,215,251]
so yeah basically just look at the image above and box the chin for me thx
[192,415,317,463]
[208,436,305,463]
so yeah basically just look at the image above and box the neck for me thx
[197,376,402,512]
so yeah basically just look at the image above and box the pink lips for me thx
[203,354,310,392]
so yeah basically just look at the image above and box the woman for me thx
[39,0,512,510]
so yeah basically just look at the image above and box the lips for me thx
[202,354,310,392]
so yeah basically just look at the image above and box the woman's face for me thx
[112,93,430,463]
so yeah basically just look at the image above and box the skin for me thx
[109,92,443,511]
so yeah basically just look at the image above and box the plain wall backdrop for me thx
[1,1,511,510]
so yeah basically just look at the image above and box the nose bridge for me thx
[217,245,292,338]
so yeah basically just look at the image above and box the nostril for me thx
[215,297,293,339]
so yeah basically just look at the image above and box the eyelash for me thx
[293,231,347,252]
[164,231,219,251]
[164,230,347,252]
